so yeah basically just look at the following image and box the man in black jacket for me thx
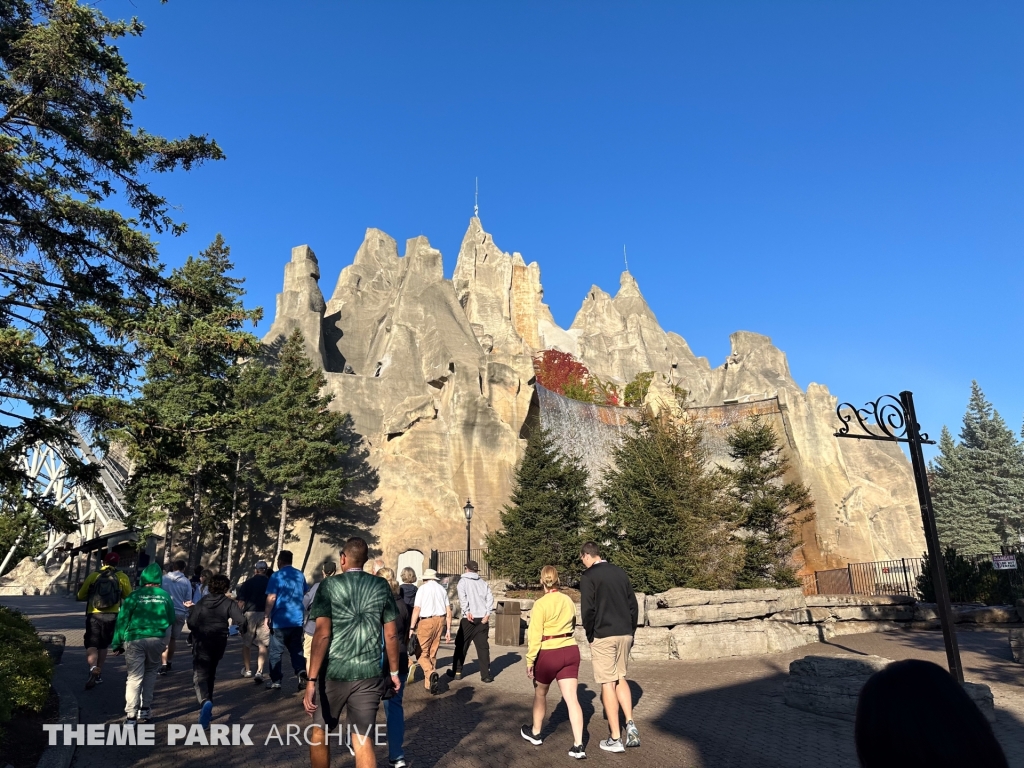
[580,541,640,753]
[186,573,247,728]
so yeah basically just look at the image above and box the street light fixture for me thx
[463,499,474,566]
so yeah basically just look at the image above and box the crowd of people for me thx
[74,541,1010,768]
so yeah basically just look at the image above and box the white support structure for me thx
[0,433,128,576]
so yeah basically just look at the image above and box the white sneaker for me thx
[599,737,625,753]
[240,667,253,678]
[568,744,587,759]
[625,720,640,748]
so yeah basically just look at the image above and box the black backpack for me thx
[88,568,122,610]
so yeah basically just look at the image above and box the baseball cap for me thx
[255,560,268,570]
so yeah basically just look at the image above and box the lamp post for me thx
[463,499,474,566]
[834,391,963,683]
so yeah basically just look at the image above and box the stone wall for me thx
[590,587,1024,663]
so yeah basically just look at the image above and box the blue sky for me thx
[114,1,1023,449]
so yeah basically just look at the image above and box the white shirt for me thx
[413,580,449,618]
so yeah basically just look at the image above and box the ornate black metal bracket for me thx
[834,394,935,445]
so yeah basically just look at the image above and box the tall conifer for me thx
[720,417,812,588]
[485,428,593,586]
[248,329,351,557]
[931,382,1024,553]
[596,411,740,593]
[123,236,261,568]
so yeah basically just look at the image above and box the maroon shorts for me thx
[534,644,581,685]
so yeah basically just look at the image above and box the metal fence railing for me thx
[804,550,1024,601]
[430,548,492,580]
[804,558,924,597]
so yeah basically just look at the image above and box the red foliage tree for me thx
[534,349,591,397]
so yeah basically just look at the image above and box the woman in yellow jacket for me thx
[521,565,586,759]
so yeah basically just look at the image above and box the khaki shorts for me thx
[302,631,313,669]
[591,635,632,684]
[242,611,270,648]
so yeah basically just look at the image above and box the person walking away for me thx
[186,574,248,728]
[399,568,418,609]
[265,549,308,690]
[580,541,640,752]
[235,560,271,682]
[110,563,174,725]
[376,567,410,768]
[186,569,213,647]
[302,560,337,671]
[410,568,450,695]
[192,569,212,603]
[77,551,133,689]
[447,560,493,682]
[160,559,193,674]
[521,565,586,759]
[399,569,419,684]
[305,537,402,768]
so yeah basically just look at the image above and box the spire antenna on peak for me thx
[474,177,479,218]
[623,244,629,273]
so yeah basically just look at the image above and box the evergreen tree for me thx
[720,416,812,588]
[596,410,740,593]
[931,426,998,554]
[485,429,593,586]
[0,1,222,529]
[122,236,261,569]
[248,329,351,557]
[931,382,1024,553]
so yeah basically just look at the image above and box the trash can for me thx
[494,600,522,646]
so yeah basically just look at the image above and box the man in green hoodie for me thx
[111,562,175,725]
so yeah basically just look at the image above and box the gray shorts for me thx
[168,614,187,642]
[242,611,270,648]
[312,677,387,735]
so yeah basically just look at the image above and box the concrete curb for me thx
[36,676,79,768]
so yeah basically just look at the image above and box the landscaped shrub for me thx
[917,548,1018,605]
[0,605,52,729]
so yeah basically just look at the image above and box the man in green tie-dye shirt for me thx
[304,537,401,768]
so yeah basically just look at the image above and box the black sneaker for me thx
[445,668,462,680]
[568,744,587,759]
[138,708,152,723]
[297,671,309,691]
[85,666,100,690]
[429,671,439,695]
[520,725,543,746]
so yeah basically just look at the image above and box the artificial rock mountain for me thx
[263,217,926,575]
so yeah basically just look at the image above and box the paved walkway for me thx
[6,594,1024,767]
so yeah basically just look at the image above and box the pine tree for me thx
[596,410,740,593]
[0,1,222,530]
[931,382,1024,553]
[248,329,351,557]
[720,416,812,588]
[931,426,996,554]
[485,428,594,586]
[122,236,261,569]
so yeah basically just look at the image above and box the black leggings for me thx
[192,633,227,705]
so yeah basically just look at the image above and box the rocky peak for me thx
[452,217,544,354]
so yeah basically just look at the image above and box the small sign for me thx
[992,555,1018,571]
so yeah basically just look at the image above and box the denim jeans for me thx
[382,654,409,761]
[268,626,305,682]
